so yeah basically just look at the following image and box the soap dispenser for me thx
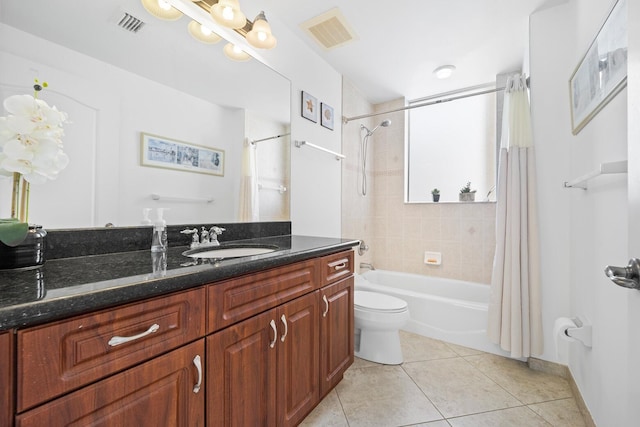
[151,208,168,252]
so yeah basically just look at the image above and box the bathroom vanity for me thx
[0,227,357,426]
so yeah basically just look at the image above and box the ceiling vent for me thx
[115,12,146,33]
[300,8,357,50]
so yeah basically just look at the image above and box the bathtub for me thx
[357,270,512,357]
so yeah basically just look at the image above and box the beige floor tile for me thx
[407,420,452,427]
[465,354,573,404]
[299,389,349,427]
[447,406,551,427]
[402,358,521,418]
[400,331,458,362]
[528,398,586,427]
[351,356,381,369]
[443,342,485,357]
[336,365,443,426]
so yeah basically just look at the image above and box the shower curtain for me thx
[488,74,543,358]
[238,139,259,221]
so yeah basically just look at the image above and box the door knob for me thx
[604,258,640,290]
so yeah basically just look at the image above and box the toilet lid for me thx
[354,291,408,313]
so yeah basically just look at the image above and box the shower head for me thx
[361,119,392,136]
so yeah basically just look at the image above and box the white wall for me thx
[531,0,630,424]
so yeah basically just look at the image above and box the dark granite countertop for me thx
[0,235,359,330]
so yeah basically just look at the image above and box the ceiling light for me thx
[187,20,222,44]
[246,11,277,49]
[210,0,247,29]
[434,65,456,79]
[140,0,183,21]
[223,43,251,61]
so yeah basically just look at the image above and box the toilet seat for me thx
[355,291,408,314]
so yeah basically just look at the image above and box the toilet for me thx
[354,290,410,365]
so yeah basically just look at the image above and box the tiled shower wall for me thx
[342,79,496,284]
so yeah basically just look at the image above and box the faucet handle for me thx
[209,226,225,236]
[181,228,200,247]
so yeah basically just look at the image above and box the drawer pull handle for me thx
[322,295,329,317]
[193,355,202,393]
[269,319,277,348]
[333,262,347,271]
[108,323,160,347]
[280,314,288,342]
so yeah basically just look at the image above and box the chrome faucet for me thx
[182,225,225,249]
[207,226,225,246]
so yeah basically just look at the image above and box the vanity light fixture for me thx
[210,0,247,29]
[246,11,277,49]
[187,20,222,44]
[434,65,456,79]
[140,0,183,21]
[223,43,251,61]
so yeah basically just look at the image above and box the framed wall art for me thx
[569,0,627,135]
[320,102,334,130]
[140,132,224,176]
[301,91,318,122]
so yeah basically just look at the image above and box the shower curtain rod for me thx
[342,78,529,124]
[250,133,291,145]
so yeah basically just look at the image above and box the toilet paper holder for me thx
[564,317,592,348]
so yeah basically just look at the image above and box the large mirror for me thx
[0,0,291,228]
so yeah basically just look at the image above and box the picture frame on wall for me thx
[140,132,224,176]
[320,102,334,130]
[569,0,627,135]
[301,91,318,122]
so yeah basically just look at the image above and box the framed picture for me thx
[140,132,224,176]
[301,91,318,122]
[569,0,627,135]
[320,102,334,130]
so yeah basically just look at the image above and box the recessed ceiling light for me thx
[434,65,456,79]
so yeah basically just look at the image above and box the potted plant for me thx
[459,181,476,202]
[0,80,69,269]
[431,188,440,202]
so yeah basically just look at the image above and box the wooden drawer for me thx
[16,287,205,412]
[16,339,205,427]
[208,260,317,333]
[0,331,14,427]
[319,250,354,287]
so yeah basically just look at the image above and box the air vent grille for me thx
[117,12,145,33]
[300,8,357,50]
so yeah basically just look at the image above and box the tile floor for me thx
[301,331,586,427]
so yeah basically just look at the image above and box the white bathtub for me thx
[358,270,512,357]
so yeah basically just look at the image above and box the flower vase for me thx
[0,225,47,270]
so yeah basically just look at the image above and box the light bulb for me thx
[257,31,267,41]
[158,0,171,11]
[200,25,212,36]
[222,6,234,21]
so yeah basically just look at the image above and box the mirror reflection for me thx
[0,0,291,228]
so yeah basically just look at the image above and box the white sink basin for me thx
[183,246,277,259]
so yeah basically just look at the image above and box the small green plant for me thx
[460,181,475,194]
[431,188,440,195]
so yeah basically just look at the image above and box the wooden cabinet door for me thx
[320,276,354,397]
[15,339,205,427]
[207,309,278,427]
[277,291,320,427]
[0,331,14,427]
